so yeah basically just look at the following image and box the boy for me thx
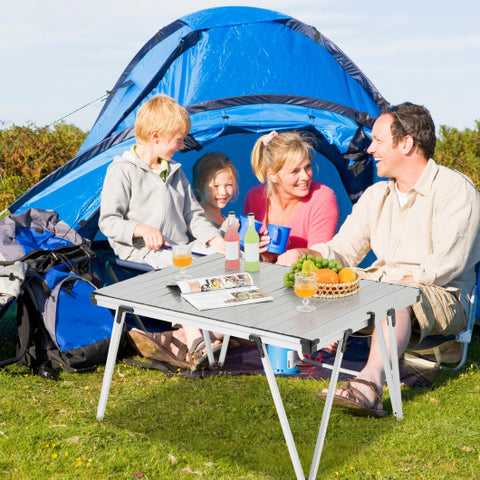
[99,93,224,268]
[99,94,225,370]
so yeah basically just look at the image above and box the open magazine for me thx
[175,272,273,311]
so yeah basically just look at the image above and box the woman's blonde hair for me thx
[192,152,239,204]
[251,131,314,193]
[135,94,191,143]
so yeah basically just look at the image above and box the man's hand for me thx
[276,248,318,266]
[133,224,167,251]
[207,235,225,254]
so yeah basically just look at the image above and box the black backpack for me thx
[0,208,119,377]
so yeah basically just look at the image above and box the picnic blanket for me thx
[124,335,438,387]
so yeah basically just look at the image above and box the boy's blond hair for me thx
[135,94,191,143]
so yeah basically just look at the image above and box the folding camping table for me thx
[91,254,419,480]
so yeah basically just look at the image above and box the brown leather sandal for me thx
[187,337,223,372]
[128,328,190,370]
[315,378,389,418]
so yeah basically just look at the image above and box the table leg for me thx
[218,334,230,367]
[201,328,215,366]
[308,333,347,480]
[259,341,306,480]
[375,309,403,420]
[96,306,130,421]
[386,309,402,419]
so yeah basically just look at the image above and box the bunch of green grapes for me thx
[283,255,343,287]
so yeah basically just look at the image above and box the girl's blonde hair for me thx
[251,131,314,193]
[135,94,191,143]
[192,152,239,204]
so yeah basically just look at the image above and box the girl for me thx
[192,152,239,231]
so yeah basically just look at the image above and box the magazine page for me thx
[176,272,254,294]
[181,285,273,311]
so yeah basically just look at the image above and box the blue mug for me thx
[238,215,263,247]
[267,344,299,375]
[265,223,291,254]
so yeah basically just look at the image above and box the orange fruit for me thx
[315,269,339,284]
[338,267,357,283]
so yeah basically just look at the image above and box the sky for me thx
[1,0,479,133]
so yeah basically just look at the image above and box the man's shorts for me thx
[409,282,466,344]
[355,270,466,344]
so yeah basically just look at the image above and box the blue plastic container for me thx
[267,344,299,374]
[239,215,263,247]
[238,216,291,254]
[265,223,291,254]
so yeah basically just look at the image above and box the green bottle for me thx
[244,212,260,272]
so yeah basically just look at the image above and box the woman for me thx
[243,131,339,265]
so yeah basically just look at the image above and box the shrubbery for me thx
[0,120,479,215]
[435,121,480,189]
[0,122,87,213]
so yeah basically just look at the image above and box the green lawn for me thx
[0,312,479,479]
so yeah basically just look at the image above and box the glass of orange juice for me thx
[172,244,192,280]
[294,271,317,312]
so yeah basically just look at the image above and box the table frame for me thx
[92,254,419,479]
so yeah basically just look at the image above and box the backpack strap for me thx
[0,292,32,368]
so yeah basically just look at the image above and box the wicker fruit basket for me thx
[315,278,360,298]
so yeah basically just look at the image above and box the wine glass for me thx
[172,244,192,280]
[294,271,317,312]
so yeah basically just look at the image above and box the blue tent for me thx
[9,6,388,240]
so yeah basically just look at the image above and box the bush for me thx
[435,121,480,190]
[1,120,479,216]
[0,122,87,213]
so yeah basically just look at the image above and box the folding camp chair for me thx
[404,264,479,371]
[105,257,154,283]
[104,257,155,332]
[302,263,479,375]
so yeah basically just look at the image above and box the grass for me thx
[1,309,479,479]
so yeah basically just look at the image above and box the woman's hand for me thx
[258,234,277,263]
[133,224,167,251]
[259,234,271,253]
[260,251,279,263]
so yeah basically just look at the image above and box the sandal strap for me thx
[154,330,188,361]
[339,381,382,414]
[188,336,206,355]
[348,378,382,402]
[169,334,188,360]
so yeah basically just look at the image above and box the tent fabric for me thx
[80,7,386,151]
[9,5,389,239]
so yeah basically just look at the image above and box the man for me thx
[282,102,480,416]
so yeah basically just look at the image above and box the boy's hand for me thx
[133,224,167,251]
[208,235,225,254]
